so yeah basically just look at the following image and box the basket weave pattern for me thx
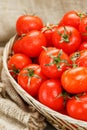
[3,36,87,130]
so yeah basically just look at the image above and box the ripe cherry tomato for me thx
[52,26,81,54]
[69,50,87,67]
[79,17,87,41]
[42,24,58,47]
[12,38,21,53]
[17,64,46,97]
[12,30,46,57]
[66,93,87,121]
[39,47,70,78]
[16,15,43,35]
[38,79,64,111]
[78,42,87,51]
[8,53,32,79]
[61,67,87,94]
[58,10,86,29]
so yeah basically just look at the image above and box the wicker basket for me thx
[3,35,87,130]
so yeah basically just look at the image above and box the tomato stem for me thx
[42,46,48,51]
[9,64,20,77]
[58,26,71,43]
[70,52,80,68]
[46,49,68,70]
[22,68,41,79]
[77,11,87,20]
[41,23,58,32]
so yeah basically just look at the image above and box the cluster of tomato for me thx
[8,10,87,121]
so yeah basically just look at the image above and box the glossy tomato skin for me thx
[12,38,22,53]
[52,26,81,54]
[17,64,46,97]
[8,53,32,79]
[78,42,87,51]
[79,17,87,41]
[39,47,70,79]
[42,24,58,47]
[58,10,86,29]
[69,50,87,67]
[13,30,46,57]
[16,15,43,35]
[61,67,87,94]
[38,79,64,111]
[66,93,87,121]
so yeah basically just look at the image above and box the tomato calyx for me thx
[58,26,71,43]
[70,52,80,68]
[77,11,87,20]
[22,68,41,86]
[55,93,63,99]
[9,64,20,77]
[45,50,68,70]
[17,33,26,40]
[74,92,86,101]
[42,46,48,51]
[71,52,80,61]
[23,68,41,79]
[41,23,57,32]
[61,91,71,106]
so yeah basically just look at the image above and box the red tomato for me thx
[58,10,86,29]
[16,15,43,35]
[38,79,64,111]
[39,47,70,78]
[69,50,87,67]
[61,67,87,94]
[12,30,46,57]
[78,41,87,51]
[79,17,87,41]
[8,53,32,79]
[52,26,81,54]
[42,24,58,47]
[66,93,87,121]
[12,38,22,53]
[59,108,68,115]
[17,64,46,97]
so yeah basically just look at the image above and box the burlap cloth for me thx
[0,47,47,130]
[0,0,87,130]
[1,0,87,46]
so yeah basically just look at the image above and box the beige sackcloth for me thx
[0,47,47,130]
[0,0,87,130]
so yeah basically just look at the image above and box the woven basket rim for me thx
[3,35,87,128]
